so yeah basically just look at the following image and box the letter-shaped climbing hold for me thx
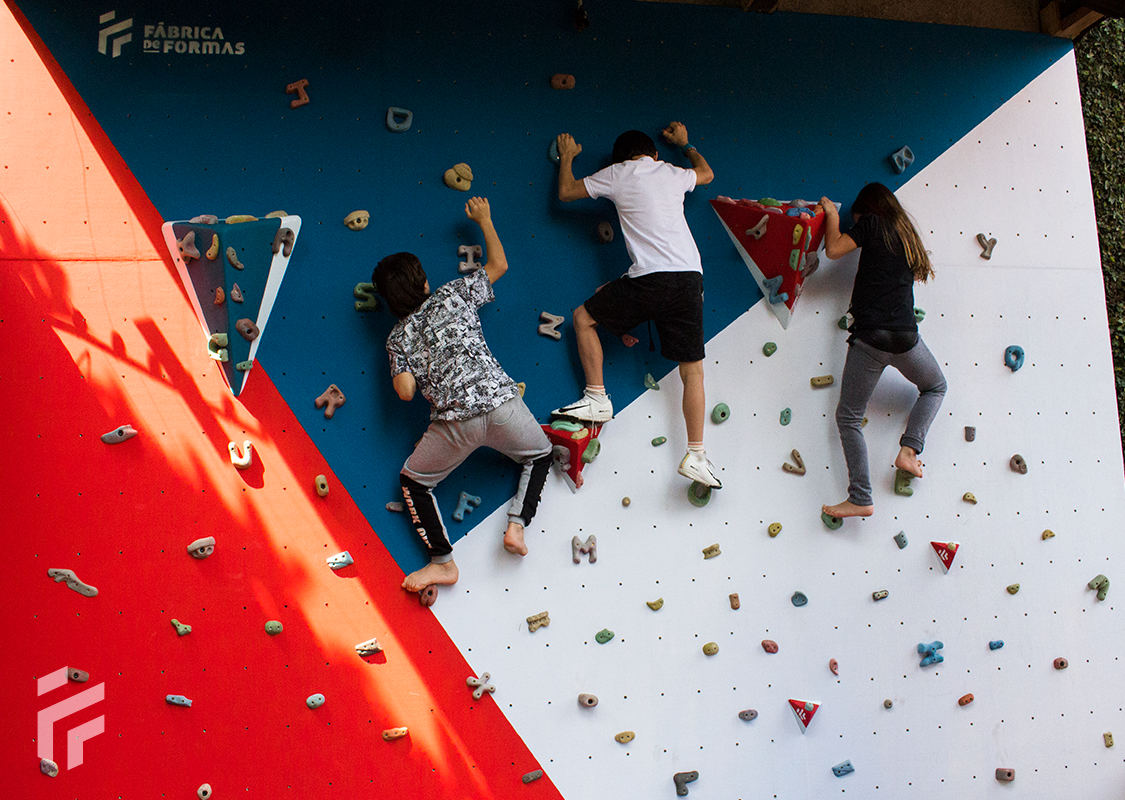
[768,522,782,538]
[522,770,544,784]
[444,163,473,191]
[171,618,192,636]
[762,639,779,654]
[1088,574,1110,601]
[977,233,997,260]
[572,534,597,563]
[889,145,915,174]
[48,568,98,597]
[550,73,576,89]
[450,492,480,522]
[597,220,614,243]
[738,708,758,721]
[286,79,310,108]
[595,628,614,644]
[958,693,975,706]
[762,341,776,356]
[779,407,791,425]
[327,550,353,570]
[458,244,482,273]
[822,511,843,530]
[615,731,635,743]
[1009,454,1028,474]
[702,543,721,559]
[167,694,193,707]
[265,620,283,635]
[578,693,599,707]
[306,693,325,709]
[673,771,699,797]
[386,107,413,132]
[315,475,329,497]
[762,274,788,305]
[989,640,1004,650]
[315,384,346,419]
[467,672,495,699]
[783,449,806,475]
[791,591,808,606]
[894,531,908,549]
[228,440,253,469]
[344,210,370,231]
[235,318,259,342]
[101,424,138,444]
[832,760,855,778]
[538,311,564,340]
[382,727,409,741]
[918,640,944,667]
[206,233,220,260]
[702,642,719,656]
[965,426,976,442]
[355,637,382,655]
[354,282,380,311]
[963,492,977,504]
[272,227,295,257]
[226,246,244,270]
[711,403,730,423]
[177,230,200,262]
[1004,345,1025,372]
[894,468,915,496]
[810,375,834,388]
[527,611,550,632]
[187,536,216,559]
[646,597,664,611]
[995,768,1015,783]
[829,658,839,675]
[729,593,740,610]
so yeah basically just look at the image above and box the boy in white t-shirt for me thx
[553,122,721,488]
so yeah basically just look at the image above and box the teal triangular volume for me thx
[161,216,299,396]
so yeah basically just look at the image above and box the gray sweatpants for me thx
[835,337,947,506]
[400,395,553,563]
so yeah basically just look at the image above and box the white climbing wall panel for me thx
[433,51,1125,797]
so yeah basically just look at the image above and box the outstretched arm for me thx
[662,121,714,186]
[556,133,590,202]
[464,197,508,284]
[819,196,858,260]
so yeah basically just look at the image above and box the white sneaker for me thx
[678,451,722,488]
[552,391,613,422]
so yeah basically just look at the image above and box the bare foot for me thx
[822,500,874,518]
[622,334,639,347]
[402,560,459,592]
[504,522,528,555]
[894,446,924,478]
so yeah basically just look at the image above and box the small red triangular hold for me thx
[930,541,960,573]
[789,698,820,733]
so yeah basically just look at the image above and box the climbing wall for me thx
[4,0,1122,797]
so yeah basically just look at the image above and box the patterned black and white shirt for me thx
[386,268,518,421]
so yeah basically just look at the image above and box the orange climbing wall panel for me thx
[0,4,557,796]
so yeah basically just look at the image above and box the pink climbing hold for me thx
[315,384,346,419]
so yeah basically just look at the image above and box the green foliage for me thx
[1076,19,1125,445]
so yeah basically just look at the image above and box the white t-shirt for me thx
[583,156,701,277]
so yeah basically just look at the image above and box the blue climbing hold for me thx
[894,531,908,549]
[791,591,808,607]
[386,107,413,132]
[989,640,1005,651]
[889,145,915,174]
[918,640,944,667]
[762,274,789,305]
[1004,345,1025,372]
[832,760,855,778]
[452,491,482,522]
[548,139,560,165]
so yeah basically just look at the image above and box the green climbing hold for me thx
[914,307,925,323]
[651,436,667,446]
[595,628,615,644]
[581,438,601,464]
[265,620,283,635]
[762,342,777,356]
[711,403,730,424]
[894,468,914,497]
[171,618,192,636]
[550,419,584,432]
[759,197,783,207]
[779,407,791,426]
[838,315,850,330]
[644,373,660,390]
[821,512,843,530]
[687,481,712,507]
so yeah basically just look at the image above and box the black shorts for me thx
[583,271,705,363]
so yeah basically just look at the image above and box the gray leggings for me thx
[835,337,947,506]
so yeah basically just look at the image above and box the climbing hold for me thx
[958,693,975,706]
[443,162,473,191]
[47,568,98,597]
[538,311,564,340]
[829,658,839,675]
[458,244,482,273]
[762,274,788,304]
[581,438,601,464]
[177,230,200,261]
[782,449,806,475]
[789,698,820,733]
[931,541,960,572]
[746,215,768,240]
[235,318,259,341]
[355,637,382,655]
[711,403,730,423]
[788,248,801,270]
[166,694,193,707]
[792,224,804,245]
[759,197,783,207]
[779,407,791,425]
[687,481,712,507]
[832,760,855,778]
[791,591,808,607]
[1088,574,1110,600]
[522,770,544,784]
[315,475,329,497]
[977,233,997,260]
[894,531,908,549]
[884,699,893,709]
[729,593,740,610]
[622,497,631,507]
[913,307,925,323]
[738,709,758,721]
[810,375,834,388]
[381,727,409,741]
[344,210,370,231]
[271,227,295,257]
[306,693,325,709]
[571,534,597,563]
[225,214,258,224]
[578,693,599,707]
[385,106,413,132]
[1007,583,1020,595]
[228,284,243,304]
[313,384,348,420]
[386,501,404,513]
[516,382,525,397]
[702,543,721,559]
[326,550,353,570]
[762,341,777,356]
[822,512,843,530]
[761,639,779,654]
[1054,657,1068,669]
[466,672,495,700]
[527,611,550,632]
[1004,345,1025,372]
[838,315,850,330]
[615,731,635,743]
[228,440,252,469]
[68,668,90,683]
[171,618,192,636]
[963,492,977,504]
[550,73,575,89]
[286,79,310,108]
[995,768,1015,783]
[673,771,699,797]
[226,246,244,269]
[595,628,614,644]
[1042,529,1055,540]
[204,233,220,262]
[965,426,976,442]
[190,214,219,225]
[101,424,138,444]
[213,286,225,305]
[597,220,614,243]
[918,640,944,667]
[1105,732,1115,748]
[872,590,888,601]
[40,758,59,777]
[551,419,584,432]
[1009,454,1028,474]
[651,436,667,446]
[197,784,212,799]
[989,640,1004,650]
[548,139,560,165]
[768,522,782,538]
[889,144,915,174]
[702,642,719,656]
[644,373,660,390]
[894,468,915,496]
[265,620,283,635]
[646,597,664,611]
[419,584,438,607]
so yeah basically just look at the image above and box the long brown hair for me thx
[851,183,934,283]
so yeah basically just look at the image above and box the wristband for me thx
[682,144,697,155]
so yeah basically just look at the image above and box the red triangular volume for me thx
[789,698,820,733]
[542,422,602,492]
[710,197,828,329]
[930,541,960,573]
